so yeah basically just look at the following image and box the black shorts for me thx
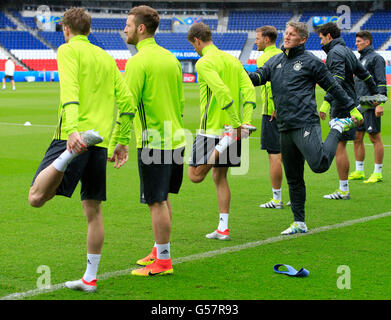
[356,109,381,134]
[338,127,356,142]
[261,115,281,154]
[138,147,184,204]
[188,134,241,168]
[4,75,13,80]
[32,140,107,201]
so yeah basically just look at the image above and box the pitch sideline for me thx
[1,211,391,300]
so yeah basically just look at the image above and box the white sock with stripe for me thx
[339,180,349,192]
[218,213,229,232]
[272,188,282,201]
[156,243,170,260]
[83,253,101,282]
[374,163,383,174]
[356,161,364,172]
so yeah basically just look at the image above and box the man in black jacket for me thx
[317,22,379,201]
[349,31,387,184]
[248,21,363,235]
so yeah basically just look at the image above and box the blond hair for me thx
[286,21,309,40]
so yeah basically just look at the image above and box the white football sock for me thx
[330,120,343,133]
[52,149,77,172]
[374,163,383,174]
[272,188,282,201]
[339,180,349,192]
[215,135,231,154]
[156,243,170,260]
[83,253,101,282]
[356,161,364,172]
[218,213,229,232]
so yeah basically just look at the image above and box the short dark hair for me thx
[128,5,160,35]
[187,22,212,43]
[62,7,91,35]
[256,25,278,43]
[356,31,373,45]
[317,22,341,39]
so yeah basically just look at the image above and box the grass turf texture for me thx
[0,82,390,300]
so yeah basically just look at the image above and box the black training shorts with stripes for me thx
[31,139,107,201]
[189,134,241,167]
[137,147,184,204]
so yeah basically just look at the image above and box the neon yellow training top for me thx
[256,44,282,115]
[122,37,185,150]
[54,35,135,148]
[195,44,256,136]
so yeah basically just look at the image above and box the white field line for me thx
[1,122,391,148]
[0,122,56,128]
[1,211,391,300]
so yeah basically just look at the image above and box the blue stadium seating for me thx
[159,19,172,31]
[362,11,391,30]
[39,31,65,48]
[88,32,128,50]
[0,11,17,29]
[91,18,127,30]
[9,9,23,21]
[160,18,217,31]
[202,19,218,31]
[155,33,247,51]
[0,31,48,49]
[227,11,292,31]
[21,17,38,29]
[38,31,128,50]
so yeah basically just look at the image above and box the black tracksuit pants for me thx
[280,124,341,222]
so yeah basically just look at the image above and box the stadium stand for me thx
[362,11,391,31]
[0,10,17,29]
[1,7,391,75]
[0,51,27,71]
[91,17,127,31]
[203,19,218,31]
[0,31,48,49]
[155,32,247,58]
[38,31,65,48]
[227,11,292,31]
[159,19,172,31]
[88,32,128,50]
[21,16,37,29]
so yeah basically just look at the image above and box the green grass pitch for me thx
[0,82,390,300]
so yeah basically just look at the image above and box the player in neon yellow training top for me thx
[187,22,256,241]
[254,26,287,210]
[29,8,135,293]
[109,5,185,277]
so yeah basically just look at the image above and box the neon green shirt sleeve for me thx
[63,103,79,135]
[113,67,136,144]
[196,58,241,128]
[240,67,256,124]
[177,60,185,117]
[57,44,80,135]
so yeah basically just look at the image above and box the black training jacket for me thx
[322,37,378,117]
[248,44,355,132]
[354,45,387,100]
